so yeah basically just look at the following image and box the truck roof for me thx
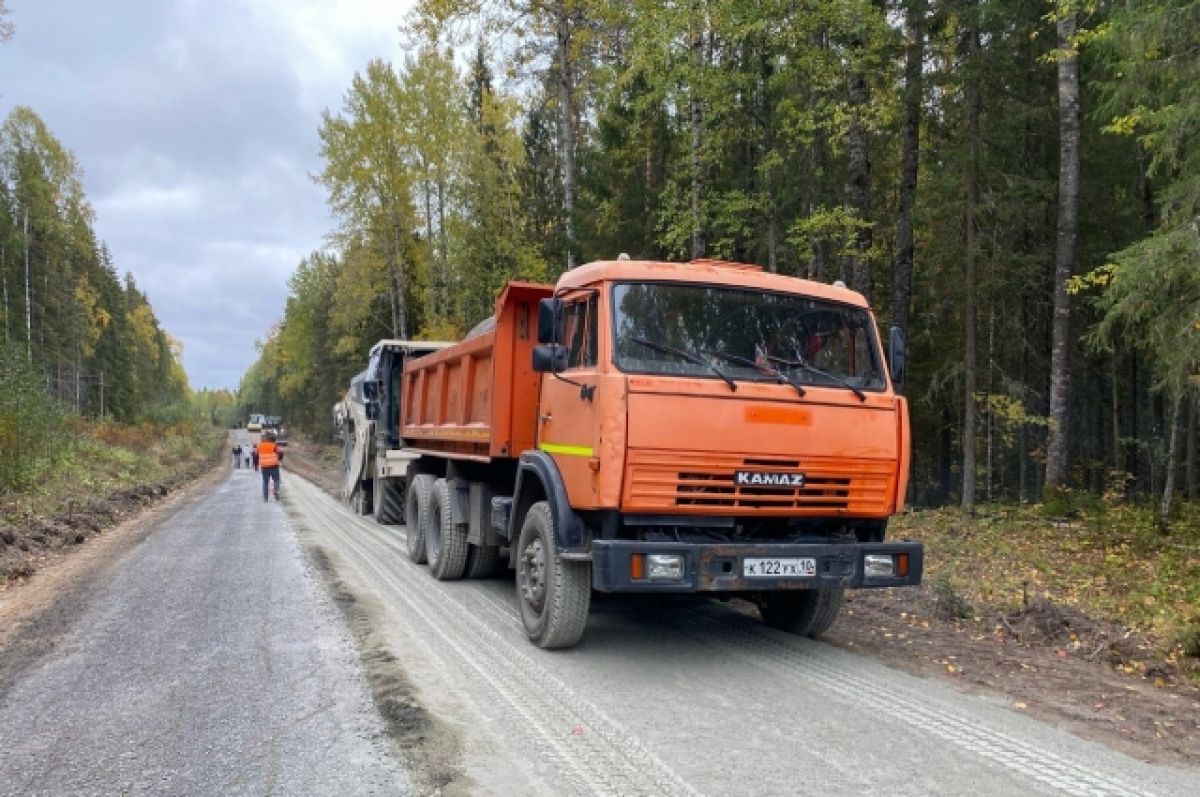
[557,259,870,309]
[368,339,456,357]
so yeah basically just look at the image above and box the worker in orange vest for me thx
[257,430,283,501]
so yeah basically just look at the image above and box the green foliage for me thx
[1040,486,1081,519]
[1087,229,1200,398]
[0,107,189,424]
[1174,625,1200,660]
[893,503,1200,660]
[0,343,68,492]
[931,575,973,620]
[1087,0,1200,397]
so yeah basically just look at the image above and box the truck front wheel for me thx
[426,478,468,581]
[515,502,590,649]
[757,589,845,637]
[405,474,434,564]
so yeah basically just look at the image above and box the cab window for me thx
[562,296,598,369]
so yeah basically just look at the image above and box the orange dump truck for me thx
[395,258,922,648]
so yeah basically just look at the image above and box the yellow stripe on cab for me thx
[539,442,595,457]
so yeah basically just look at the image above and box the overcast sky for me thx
[0,0,414,390]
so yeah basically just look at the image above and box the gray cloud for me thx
[0,0,410,389]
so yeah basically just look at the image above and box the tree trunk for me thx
[1186,395,1196,500]
[556,4,578,270]
[24,208,32,362]
[986,303,995,503]
[690,10,706,260]
[391,218,407,339]
[810,127,830,281]
[961,14,981,513]
[2,246,8,344]
[1159,391,1183,530]
[420,159,435,319]
[891,0,925,349]
[1044,12,1081,489]
[643,126,655,222]
[437,177,449,317]
[845,30,872,298]
[1111,357,1121,470]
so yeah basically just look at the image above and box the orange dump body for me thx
[401,282,551,461]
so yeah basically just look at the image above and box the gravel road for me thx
[0,461,410,796]
[285,473,1200,797]
[3,459,1198,797]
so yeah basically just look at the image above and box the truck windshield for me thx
[611,282,885,392]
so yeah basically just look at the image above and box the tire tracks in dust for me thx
[288,476,702,797]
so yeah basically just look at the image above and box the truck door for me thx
[537,293,601,507]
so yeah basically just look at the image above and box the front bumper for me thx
[590,540,923,593]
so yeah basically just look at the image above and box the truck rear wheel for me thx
[463,543,502,579]
[373,477,403,524]
[405,474,434,564]
[515,502,590,649]
[757,589,845,637]
[426,478,468,581]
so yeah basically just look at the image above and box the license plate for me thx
[743,557,816,578]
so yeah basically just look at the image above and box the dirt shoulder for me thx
[828,587,1200,767]
[280,436,340,495]
[285,436,1200,768]
[1,427,225,587]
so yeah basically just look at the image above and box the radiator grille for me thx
[625,450,893,514]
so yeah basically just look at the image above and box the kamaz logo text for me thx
[734,471,807,488]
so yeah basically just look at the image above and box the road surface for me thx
[1,461,1198,796]
[0,459,410,796]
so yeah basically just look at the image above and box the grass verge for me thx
[891,502,1200,682]
[0,420,225,586]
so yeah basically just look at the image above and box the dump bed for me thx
[401,282,553,461]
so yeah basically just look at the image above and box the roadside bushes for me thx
[0,345,70,493]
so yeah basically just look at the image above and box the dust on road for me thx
[285,472,1200,797]
[0,463,410,796]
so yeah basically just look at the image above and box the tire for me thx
[405,474,434,564]
[463,543,502,579]
[515,502,590,648]
[426,478,469,581]
[757,589,845,637]
[373,477,404,524]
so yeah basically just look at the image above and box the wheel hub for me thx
[519,538,547,611]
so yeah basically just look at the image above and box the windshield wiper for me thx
[768,353,867,401]
[704,348,806,397]
[630,336,737,391]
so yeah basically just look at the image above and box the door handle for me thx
[539,413,552,423]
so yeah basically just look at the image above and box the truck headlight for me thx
[864,554,895,579]
[647,554,684,580]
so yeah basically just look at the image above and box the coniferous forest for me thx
[0,106,189,419]
[0,105,200,491]
[183,2,1200,519]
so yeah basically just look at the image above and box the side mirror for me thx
[532,344,567,373]
[537,298,564,344]
[888,325,906,388]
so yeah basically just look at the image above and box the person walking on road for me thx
[257,431,283,501]
[232,443,242,469]
[251,445,259,471]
